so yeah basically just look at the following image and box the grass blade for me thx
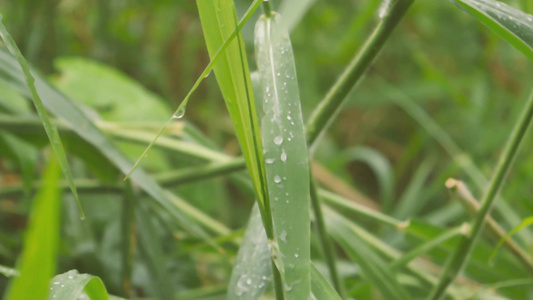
[124,0,263,179]
[451,0,533,62]
[197,0,268,214]
[0,15,84,219]
[5,157,61,300]
[228,204,271,300]
[255,11,311,299]
[310,265,343,300]
[48,270,109,300]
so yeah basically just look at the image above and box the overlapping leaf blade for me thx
[452,0,533,61]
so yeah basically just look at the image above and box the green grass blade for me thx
[310,265,343,300]
[255,12,311,299]
[124,0,263,179]
[452,0,533,62]
[326,208,411,300]
[47,270,109,300]
[228,204,271,300]
[197,0,267,213]
[5,157,61,300]
[0,15,84,219]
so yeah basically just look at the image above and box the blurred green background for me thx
[1,0,533,298]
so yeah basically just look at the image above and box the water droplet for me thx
[280,151,287,162]
[287,115,292,120]
[246,278,252,285]
[274,175,281,183]
[266,158,275,164]
[274,136,283,145]
[53,282,60,285]
[276,72,281,77]
[294,253,299,258]
[279,230,287,242]
[173,107,186,119]
[204,69,212,78]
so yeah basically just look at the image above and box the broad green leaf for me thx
[47,270,109,300]
[452,0,533,62]
[53,57,169,122]
[0,14,84,219]
[326,209,411,300]
[196,0,267,211]
[255,12,311,299]
[5,158,61,300]
[228,204,271,300]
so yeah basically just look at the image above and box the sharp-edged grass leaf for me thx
[5,158,61,300]
[452,0,533,61]
[310,265,343,300]
[197,0,267,211]
[255,12,311,299]
[48,270,109,300]
[228,203,271,300]
[0,15,84,219]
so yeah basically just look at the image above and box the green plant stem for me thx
[445,178,533,275]
[305,0,414,148]
[310,176,345,298]
[428,91,533,300]
[262,0,273,16]
[121,181,136,298]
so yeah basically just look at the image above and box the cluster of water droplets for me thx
[460,0,533,39]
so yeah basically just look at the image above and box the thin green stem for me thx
[121,181,136,297]
[262,0,273,17]
[445,178,533,275]
[428,91,533,300]
[305,0,414,148]
[310,175,345,298]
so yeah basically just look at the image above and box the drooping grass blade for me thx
[0,15,85,219]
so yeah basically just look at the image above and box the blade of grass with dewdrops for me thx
[255,11,311,299]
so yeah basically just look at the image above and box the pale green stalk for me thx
[428,91,533,299]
